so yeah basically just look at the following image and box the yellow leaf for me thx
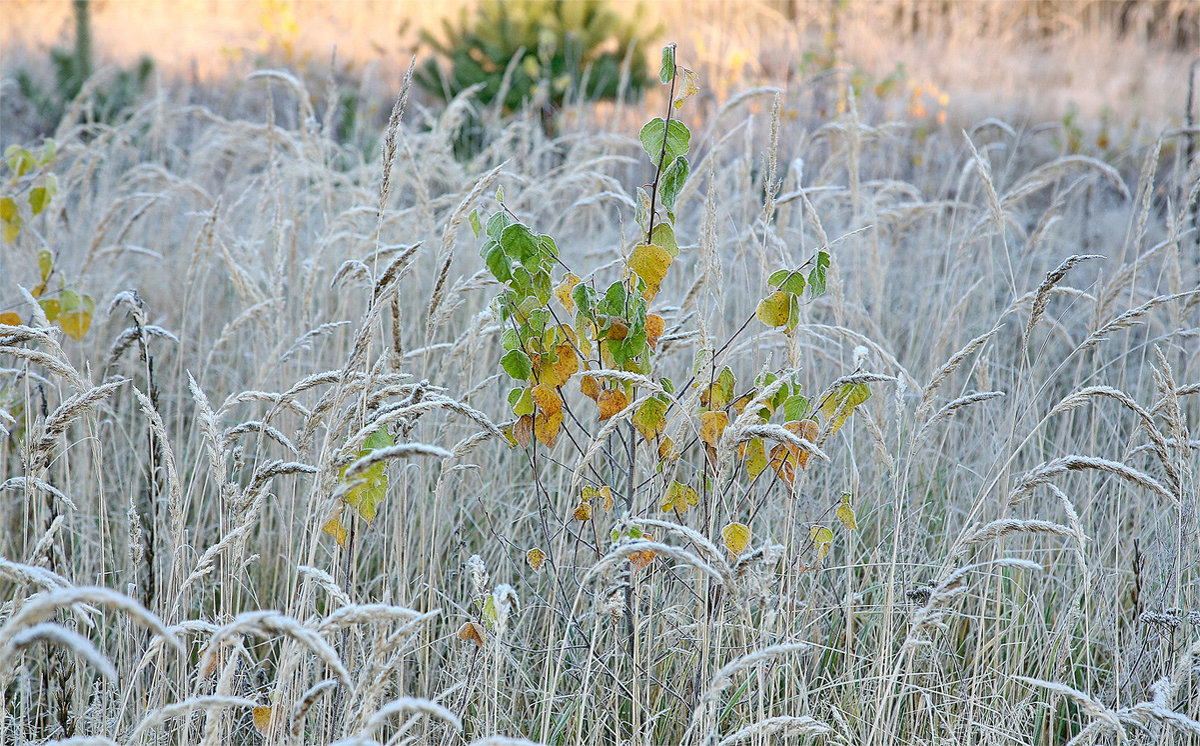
[322,516,348,548]
[252,706,274,735]
[574,501,592,521]
[702,367,736,410]
[821,383,871,435]
[673,67,701,110]
[600,485,614,511]
[756,290,790,328]
[580,375,601,401]
[810,525,834,560]
[534,409,563,448]
[38,298,60,322]
[632,397,668,443]
[768,443,796,487]
[741,437,767,478]
[661,480,698,513]
[646,314,665,350]
[658,437,678,463]
[627,243,672,300]
[57,310,92,340]
[0,312,19,326]
[597,388,628,421]
[457,621,485,646]
[527,547,546,571]
[552,343,579,384]
[721,522,751,556]
[837,493,857,530]
[699,410,729,448]
[555,272,580,312]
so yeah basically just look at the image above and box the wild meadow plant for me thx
[1,43,1198,745]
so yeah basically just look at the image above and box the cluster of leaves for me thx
[2,142,97,343]
[322,428,394,547]
[473,46,874,585]
[415,0,657,155]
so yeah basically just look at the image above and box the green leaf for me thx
[782,394,809,422]
[29,187,48,215]
[485,211,512,241]
[658,44,676,85]
[340,428,394,524]
[659,155,689,213]
[756,291,790,328]
[571,283,596,321]
[500,223,539,264]
[837,493,857,530]
[500,349,534,381]
[37,250,52,281]
[807,251,830,297]
[468,209,482,238]
[639,118,690,165]
[768,268,806,295]
[650,223,679,258]
[508,386,534,416]
[632,396,668,443]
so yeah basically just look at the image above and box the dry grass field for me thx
[2,2,1200,745]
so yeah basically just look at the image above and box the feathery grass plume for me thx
[0,555,73,594]
[1,622,117,681]
[43,738,120,746]
[948,518,1078,564]
[1151,346,1185,444]
[579,540,728,595]
[128,695,261,741]
[714,715,833,746]
[465,738,546,746]
[314,603,425,636]
[1023,254,1104,340]
[1,476,77,510]
[912,390,1006,448]
[1009,454,1178,506]
[683,641,812,743]
[30,377,128,469]
[290,678,339,740]
[103,324,178,370]
[1047,384,1181,495]
[297,565,351,607]
[198,610,350,686]
[1079,290,1200,353]
[918,322,1005,419]
[426,162,505,341]
[0,586,181,652]
[222,420,298,453]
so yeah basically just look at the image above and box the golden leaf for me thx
[322,515,348,548]
[699,410,729,448]
[574,501,592,521]
[810,525,834,561]
[552,343,579,384]
[527,547,546,571]
[627,243,672,300]
[756,290,790,328]
[836,493,857,530]
[0,312,20,326]
[580,375,601,401]
[555,273,580,312]
[253,706,274,735]
[646,313,665,350]
[721,522,751,556]
[741,437,767,478]
[600,485,614,511]
[597,388,629,421]
[661,480,698,513]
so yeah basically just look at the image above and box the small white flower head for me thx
[466,554,489,598]
[492,583,519,633]
[853,345,870,369]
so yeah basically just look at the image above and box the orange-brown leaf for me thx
[457,621,485,646]
[699,410,729,448]
[580,375,601,401]
[513,415,534,447]
[646,314,665,350]
[552,343,579,384]
[253,706,274,735]
[597,389,629,421]
[0,312,20,326]
[574,501,593,521]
